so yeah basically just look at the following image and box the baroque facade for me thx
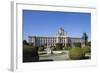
[28,27,85,48]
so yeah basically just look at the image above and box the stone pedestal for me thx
[46,47,51,54]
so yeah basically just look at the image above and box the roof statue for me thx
[56,27,67,36]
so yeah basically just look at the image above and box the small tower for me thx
[56,27,68,46]
[57,27,66,36]
[58,27,64,36]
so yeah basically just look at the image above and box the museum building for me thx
[28,27,85,48]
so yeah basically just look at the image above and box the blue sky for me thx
[23,10,91,41]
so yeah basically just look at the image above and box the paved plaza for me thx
[39,51,70,61]
[39,50,91,61]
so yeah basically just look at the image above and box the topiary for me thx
[69,47,85,60]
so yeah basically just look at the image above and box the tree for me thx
[87,41,91,46]
[51,46,56,51]
[82,33,88,45]
[39,45,45,51]
[66,43,71,48]
[55,43,63,50]
[73,42,81,48]
[23,40,28,45]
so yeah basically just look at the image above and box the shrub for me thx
[69,47,85,60]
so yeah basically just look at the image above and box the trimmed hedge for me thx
[69,47,85,60]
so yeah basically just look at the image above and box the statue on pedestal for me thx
[46,41,52,54]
